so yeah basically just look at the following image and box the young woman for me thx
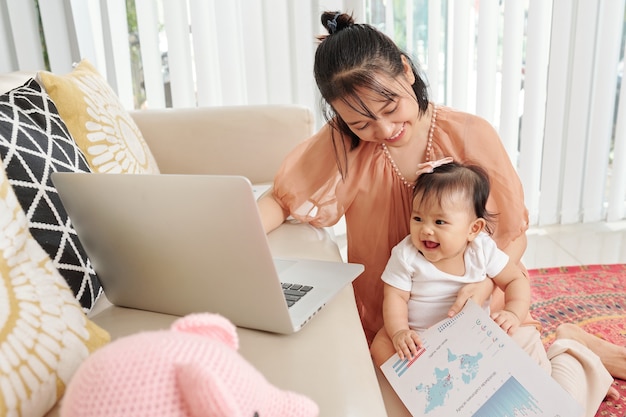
[258,10,626,391]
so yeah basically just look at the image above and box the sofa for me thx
[0,64,394,416]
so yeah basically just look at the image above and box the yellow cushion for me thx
[37,60,160,174]
[0,165,110,416]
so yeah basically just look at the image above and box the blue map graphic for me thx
[416,348,483,413]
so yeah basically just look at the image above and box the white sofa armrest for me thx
[130,105,314,184]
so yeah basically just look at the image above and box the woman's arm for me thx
[257,192,289,234]
[502,232,527,267]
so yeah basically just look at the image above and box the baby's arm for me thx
[490,261,531,334]
[383,283,422,359]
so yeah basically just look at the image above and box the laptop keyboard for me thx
[281,282,313,307]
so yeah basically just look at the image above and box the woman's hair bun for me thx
[321,11,354,35]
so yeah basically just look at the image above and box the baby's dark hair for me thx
[413,162,497,234]
[315,11,430,177]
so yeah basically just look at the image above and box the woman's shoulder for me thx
[434,105,499,142]
[440,103,494,122]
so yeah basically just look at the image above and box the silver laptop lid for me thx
[51,173,363,333]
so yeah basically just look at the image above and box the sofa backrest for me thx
[130,105,314,184]
[0,72,36,94]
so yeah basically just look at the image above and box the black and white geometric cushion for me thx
[0,78,101,312]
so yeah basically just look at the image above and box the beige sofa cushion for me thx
[38,60,160,175]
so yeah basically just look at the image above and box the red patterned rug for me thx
[529,264,626,417]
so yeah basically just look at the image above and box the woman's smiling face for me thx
[330,59,419,147]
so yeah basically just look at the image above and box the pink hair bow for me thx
[415,157,453,177]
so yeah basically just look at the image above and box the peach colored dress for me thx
[272,105,529,343]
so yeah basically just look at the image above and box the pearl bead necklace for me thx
[381,104,438,188]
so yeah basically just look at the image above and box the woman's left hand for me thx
[448,279,494,317]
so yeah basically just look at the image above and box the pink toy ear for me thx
[171,313,238,350]
[176,362,244,417]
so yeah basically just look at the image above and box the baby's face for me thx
[409,191,479,266]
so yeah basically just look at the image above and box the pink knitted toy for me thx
[61,313,319,417]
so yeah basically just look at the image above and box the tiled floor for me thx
[523,220,626,269]
[333,219,626,269]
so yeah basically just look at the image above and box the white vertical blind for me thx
[582,0,624,222]
[289,1,316,107]
[102,0,134,108]
[383,0,394,40]
[262,0,292,104]
[498,0,525,162]
[561,0,597,224]
[213,1,246,105]
[2,0,626,226]
[38,0,74,74]
[135,0,166,108]
[162,0,195,107]
[518,0,552,226]
[0,3,18,72]
[6,0,45,71]
[323,0,350,17]
[239,0,267,105]
[450,0,471,110]
[69,0,107,77]
[610,80,626,221]
[474,0,498,122]
[189,0,223,107]
[426,0,441,102]
[539,0,574,225]
[348,0,365,21]
[405,1,414,56]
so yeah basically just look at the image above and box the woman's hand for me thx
[448,279,495,317]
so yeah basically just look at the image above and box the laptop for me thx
[51,173,364,334]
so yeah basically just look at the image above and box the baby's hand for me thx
[391,329,422,360]
[490,310,521,334]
